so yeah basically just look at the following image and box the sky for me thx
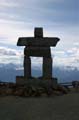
[0,0,79,72]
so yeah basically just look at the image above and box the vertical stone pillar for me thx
[24,56,31,78]
[43,57,52,79]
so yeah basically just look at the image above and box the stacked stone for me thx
[17,27,59,82]
[23,28,52,79]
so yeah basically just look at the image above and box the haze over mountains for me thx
[0,63,79,83]
[0,45,79,83]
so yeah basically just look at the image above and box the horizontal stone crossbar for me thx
[17,37,59,47]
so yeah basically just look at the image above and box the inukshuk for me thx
[16,28,60,86]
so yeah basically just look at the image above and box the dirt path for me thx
[0,93,79,120]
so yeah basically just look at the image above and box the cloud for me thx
[0,62,79,83]
[0,0,78,71]
[52,46,79,70]
[0,0,78,42]
[0,17,78,46]
[0,0,19,8]
[0,0,78,25]
[0,12,19,20]
[0,18,35,44]
[73,42,79,47]
[69,48,78,56]
[0,47,23,65]
[0,46,22,56]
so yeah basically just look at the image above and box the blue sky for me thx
[0,0,79,70]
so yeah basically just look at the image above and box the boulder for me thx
[6,88,13,95]
[14,88,24,96]
[57,85,68,94]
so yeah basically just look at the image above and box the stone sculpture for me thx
[16,27,60,88]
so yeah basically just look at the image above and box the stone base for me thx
[16,76,58,89]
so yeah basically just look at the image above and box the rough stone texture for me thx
[24,56,31,78]
[16,76,58,90]
[16,27,60,86]
[17,37,59,47]
[16,76,25,85]
[24,46,51,57]
[43,57,52,79]
[34,27,43,38]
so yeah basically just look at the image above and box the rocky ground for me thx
[0,81,70,97]
[0,91,79,120]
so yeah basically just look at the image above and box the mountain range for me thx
[0,63,79,83]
